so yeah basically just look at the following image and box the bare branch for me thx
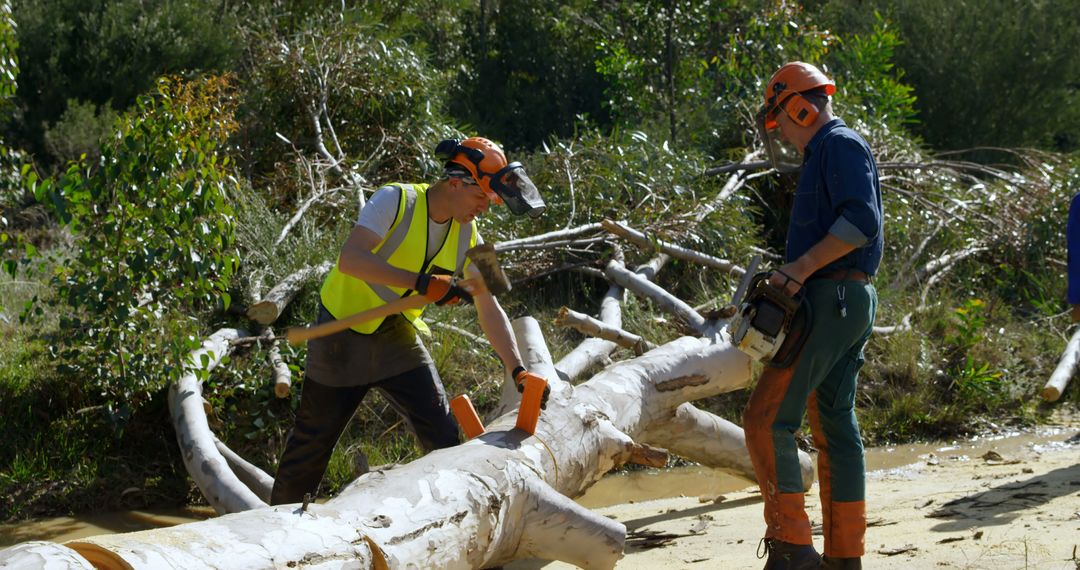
[556,306,656,355]
[433,321,486,345]
[494,222,604,253]
[604,259,709,335]
[266,327,292,398]
[702,160,771,177]
[1043,327,1080,402]
[601,218,743,276]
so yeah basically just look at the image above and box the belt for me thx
[810,268,871,283]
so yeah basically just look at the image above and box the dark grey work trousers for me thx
[270,312,460,505]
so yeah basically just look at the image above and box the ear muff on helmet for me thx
[779,93,820,127]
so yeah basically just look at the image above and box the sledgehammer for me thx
[285,243,511,345]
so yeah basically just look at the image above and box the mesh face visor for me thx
[490,163,546,218]
[755,107,804,174]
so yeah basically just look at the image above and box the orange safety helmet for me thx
[762,62,836,130]
[444,137,508,197]
[435,137,546,217]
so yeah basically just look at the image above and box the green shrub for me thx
[30,75,240,429]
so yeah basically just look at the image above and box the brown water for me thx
[2,424,1075,548]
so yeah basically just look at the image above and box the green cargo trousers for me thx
[743,277,877,558]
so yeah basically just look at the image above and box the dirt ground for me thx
[511,418,1080,570]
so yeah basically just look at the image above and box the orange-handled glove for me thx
[512,366,551,409]
[415,273,473,306]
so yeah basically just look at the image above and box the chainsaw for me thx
[729,271,811,368]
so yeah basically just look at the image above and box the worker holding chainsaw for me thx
[270,137,549,505]
[741,62,883,570]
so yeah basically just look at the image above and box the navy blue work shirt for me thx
[785,119,883,276]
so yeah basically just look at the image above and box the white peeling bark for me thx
[65,507,381,570]
[246,261,332,325]
[169,328,267,514]
[642,403,814,491]
[0,541,95,569]
[1043,327,1080,402]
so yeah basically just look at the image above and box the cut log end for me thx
[275,380,292,399]
[1040,386,1061,402]
[66,542,127,570]
[246,301,280,325]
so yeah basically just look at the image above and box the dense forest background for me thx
[1,0,1079,522]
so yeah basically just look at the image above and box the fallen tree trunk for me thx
[34,319,760,569]
[213,436,274,503]
[1042,327,1080,402]
[168,328,267,514]
[553,279,624,381]
[266,327,292,398]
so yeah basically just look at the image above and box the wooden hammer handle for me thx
[286,295,429,345]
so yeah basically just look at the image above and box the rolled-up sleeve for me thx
[825,135,881,247]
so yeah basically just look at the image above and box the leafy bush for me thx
[30,75,240,428]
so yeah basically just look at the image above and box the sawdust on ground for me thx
[511,418,1080,570]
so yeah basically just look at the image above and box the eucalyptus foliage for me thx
[30,76,240,426]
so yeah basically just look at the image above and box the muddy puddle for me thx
[2,424,1075,548]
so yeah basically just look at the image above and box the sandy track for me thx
[510,419,1080,570]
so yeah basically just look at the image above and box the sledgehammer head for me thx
[466,243,511,296]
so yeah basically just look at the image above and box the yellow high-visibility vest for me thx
[319,183,477,334]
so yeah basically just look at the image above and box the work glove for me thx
[512,366,551,409]
[415,273,473,306]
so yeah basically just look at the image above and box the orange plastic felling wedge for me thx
[514,376,548,435]
[450,394,485,440]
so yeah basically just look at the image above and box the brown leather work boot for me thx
[820,556,862,569]
[757,538,822,570]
